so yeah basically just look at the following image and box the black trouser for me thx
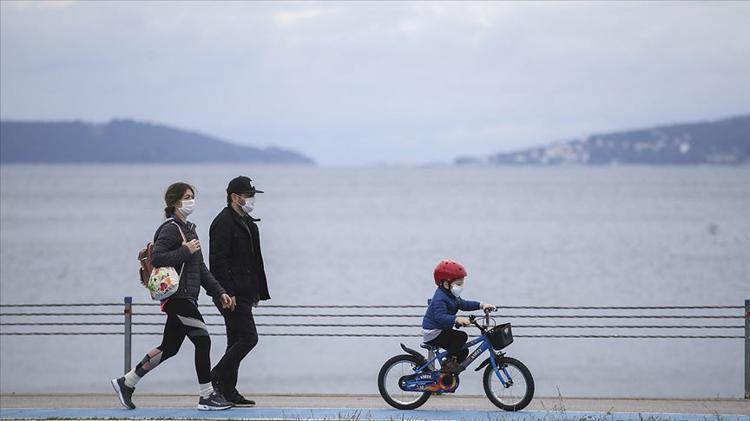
[427,329,469,363]
[134,298,212,384]
[211,297,259,395]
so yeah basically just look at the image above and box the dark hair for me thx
[227,191,255,206]
[164,182,195,218]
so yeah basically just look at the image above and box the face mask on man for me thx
[178,199,195,217]
[240,196,255,214]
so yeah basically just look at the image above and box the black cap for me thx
[227,176,264,196]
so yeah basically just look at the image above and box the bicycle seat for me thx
[420,343,440,351]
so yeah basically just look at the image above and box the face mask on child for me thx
[450,284,463,297]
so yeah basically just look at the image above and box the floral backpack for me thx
[138,219,186,301]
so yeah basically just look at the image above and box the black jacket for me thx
[151,217,226,301]
[209,206,270,301]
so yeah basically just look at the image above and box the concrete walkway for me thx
[1,394,748,420]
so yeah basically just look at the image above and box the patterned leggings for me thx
[133,298,212,383]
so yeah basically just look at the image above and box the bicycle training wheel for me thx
[377,354,430,410]
[483,356,534,411]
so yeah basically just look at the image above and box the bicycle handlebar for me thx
[454,308,497,331]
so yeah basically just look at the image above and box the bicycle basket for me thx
[486,323,513,350]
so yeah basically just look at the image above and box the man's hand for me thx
[219,293,234,310]
[455,316,472,327]
[481,303,496,311]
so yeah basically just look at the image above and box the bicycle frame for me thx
[413,329,514,387]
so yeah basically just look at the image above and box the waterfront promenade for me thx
[1,394,748,420]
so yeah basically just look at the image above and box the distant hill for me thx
[456,115,750,166]
[0,119,314,164]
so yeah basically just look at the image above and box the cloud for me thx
[272,5,342,28]
[2,1,749,165]
[2,0,77,10]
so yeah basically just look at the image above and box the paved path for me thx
[1,394,748,420]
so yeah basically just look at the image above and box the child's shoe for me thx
[440,357,464,374]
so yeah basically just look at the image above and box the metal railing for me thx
[1,298,748,398]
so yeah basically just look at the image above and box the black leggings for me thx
[133,298,212,384]
[427,329,469,363]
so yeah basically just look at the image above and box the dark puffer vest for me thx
[151,216,226,301]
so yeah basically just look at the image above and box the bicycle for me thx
[377,308,534,411]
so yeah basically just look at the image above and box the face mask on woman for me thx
[178,199,195,217]
[241,196,255,214]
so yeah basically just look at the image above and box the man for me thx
[209,176,271,407]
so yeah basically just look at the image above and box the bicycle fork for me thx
[489,353,514,388]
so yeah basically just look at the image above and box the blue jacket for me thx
[422,287,481,330]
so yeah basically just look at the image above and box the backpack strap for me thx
[153,218,174,242]
[169,219,188,279]
[153,218,189,278]
[168,220,187,243]
[152,217,186,242]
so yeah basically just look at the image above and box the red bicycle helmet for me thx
[433,259,468,286]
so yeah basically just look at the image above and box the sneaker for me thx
[111,377,135,409]
[228,389,255,407]
[440,357,464,374]
[197,391,233,411]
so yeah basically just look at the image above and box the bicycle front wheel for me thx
[377,354,430,410]
[483,356,534,411]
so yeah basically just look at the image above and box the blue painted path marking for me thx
[1,407,748,421]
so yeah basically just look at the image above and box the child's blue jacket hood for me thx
[422,287,481,331]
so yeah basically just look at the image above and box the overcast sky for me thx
[1,1,749,165]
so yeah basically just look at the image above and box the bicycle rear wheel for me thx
[483,356,534,411]
[377,354,430,410]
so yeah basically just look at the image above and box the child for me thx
[422,259,495,373]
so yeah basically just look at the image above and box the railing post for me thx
[745,299,749,399]
[124,296,132,374]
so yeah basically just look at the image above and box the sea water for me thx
[1,164,748,398]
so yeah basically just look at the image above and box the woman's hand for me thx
[183,239,201,254]
[455,316,472,327]
[481,303,496,311]
[220,293,235,311]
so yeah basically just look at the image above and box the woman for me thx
[112,182,235,411]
